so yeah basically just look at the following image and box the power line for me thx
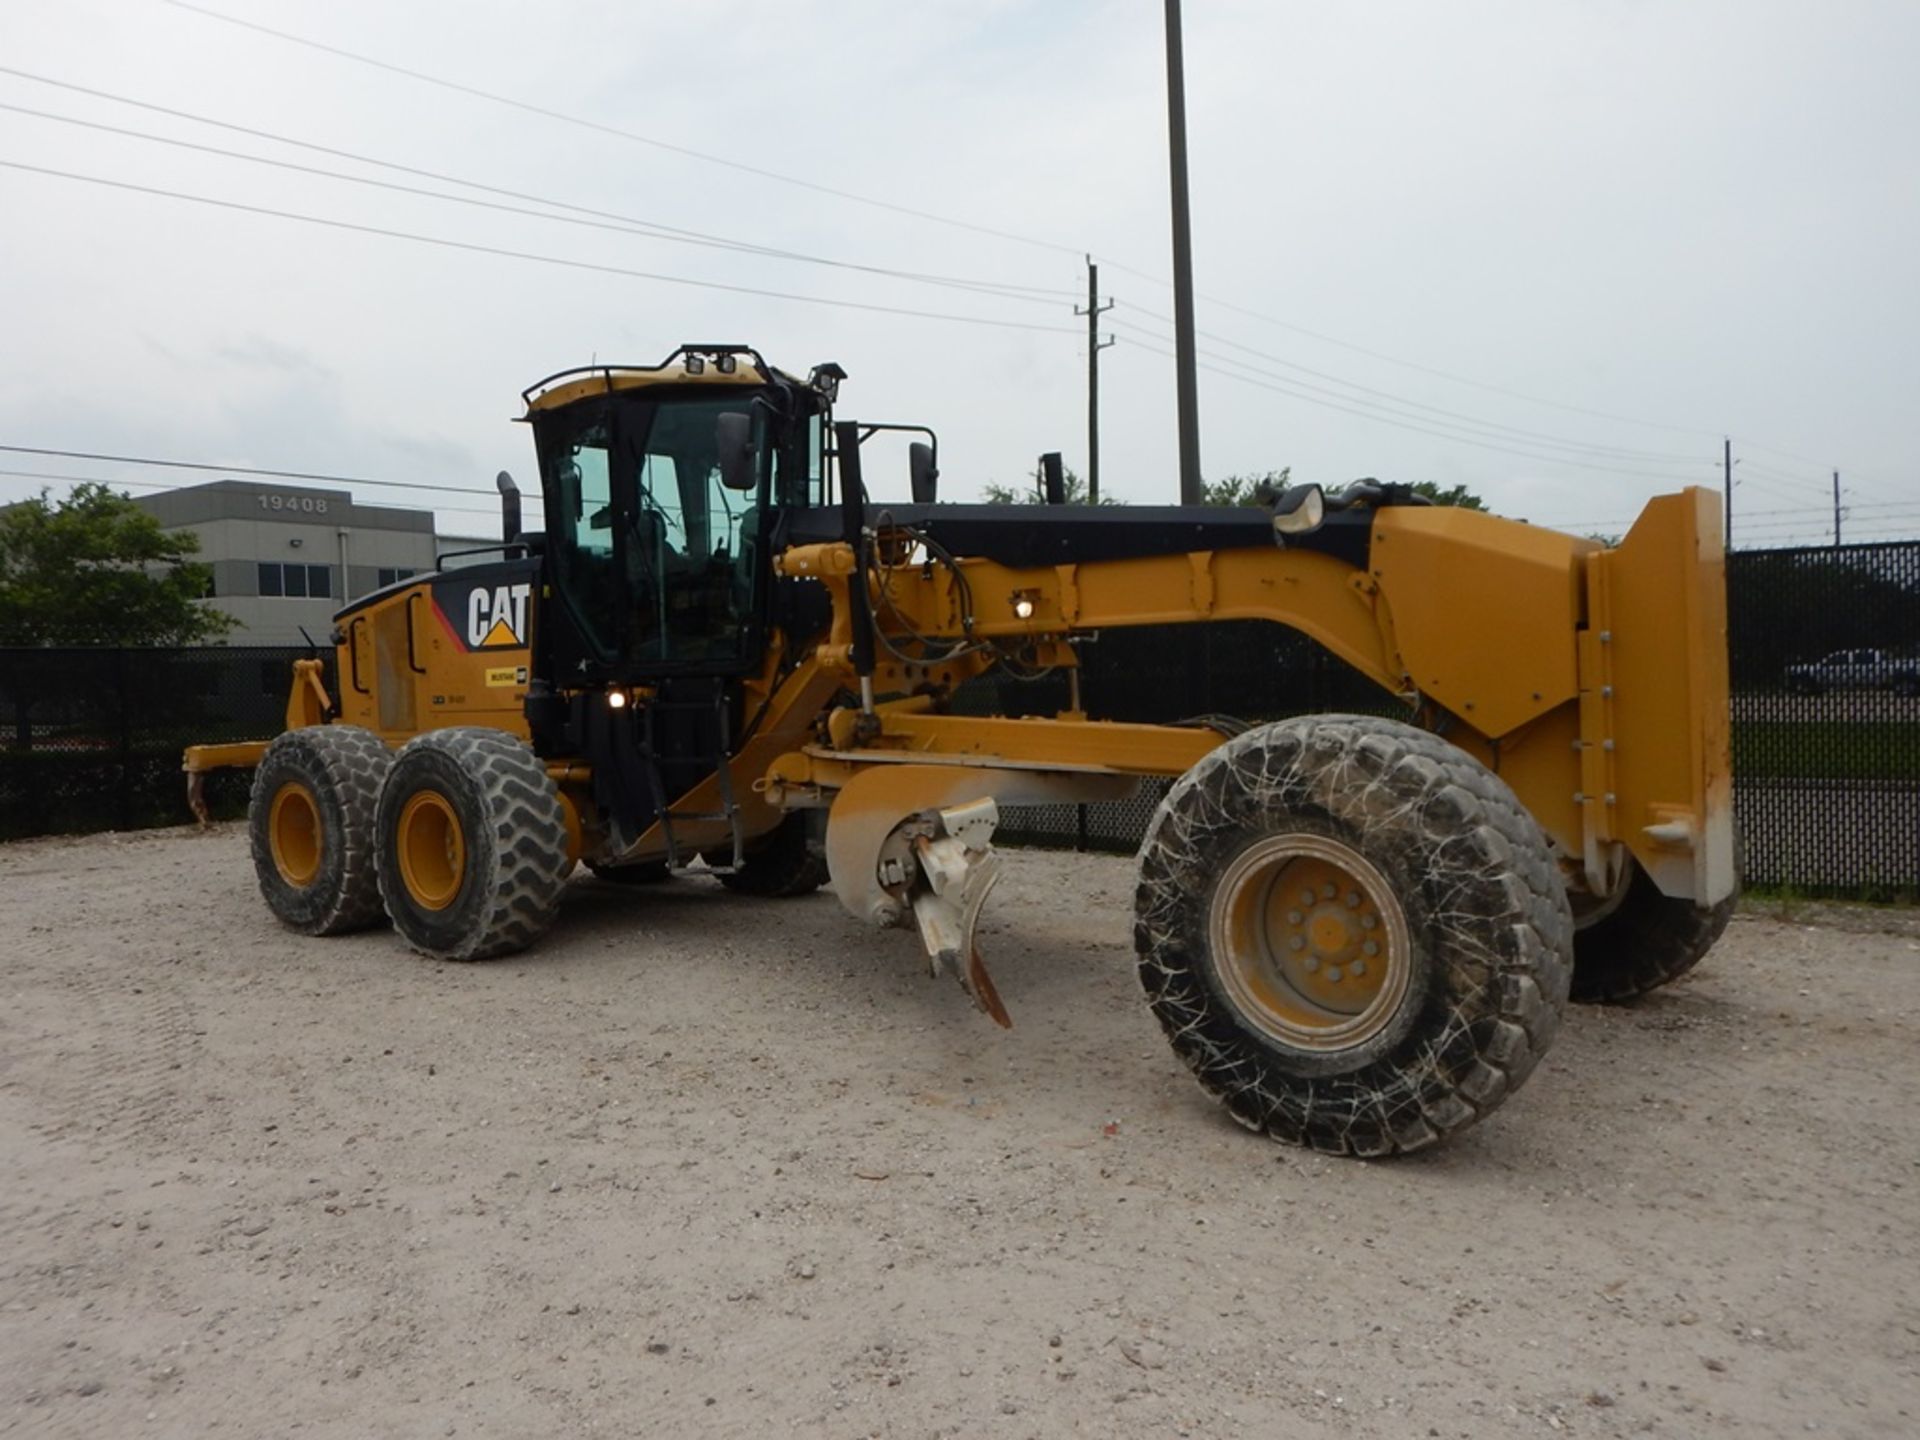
[1109,314,1709,467]
[0,74,1079,306]
[0,466,504,520]
[151,0,1718,445]
[1544,499,1920,529]
[149,1,1894,493]
[1121,335,1715,484]
[157,0,1089,263]
[7,78,1743,478]
[0,444,518,498]
[0,159,1084,337]
[1736,457,1904,507]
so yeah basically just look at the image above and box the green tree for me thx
[980,462,1123,505]
[1200,469,1291,506]
[1346,478,1488,510]
[0,484,234,646]
[1408,481,1487,510]
[1201,472,1486,510]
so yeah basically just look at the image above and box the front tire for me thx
[1134,715,1573,1156]
[375,728,571,961]
[248,725,391,935]
[1570,860,1734,1002]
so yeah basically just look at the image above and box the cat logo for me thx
[466,583,532,649]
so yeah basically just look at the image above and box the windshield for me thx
[543,393,767,670]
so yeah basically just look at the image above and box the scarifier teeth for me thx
[905,801,1010,1026]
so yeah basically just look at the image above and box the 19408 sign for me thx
[257,494,331,514]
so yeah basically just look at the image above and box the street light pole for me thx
[1164,0,1203,505]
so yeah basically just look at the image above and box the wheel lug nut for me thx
[1320,883,1336,900]
[1299,889,1314,906]
[1288,936,1306,952]
[1303,954,1320,972]
[1287,910,1303,925]
[1325,966,1343,982]
[1351,959,1367,977]
[1345,891,1360,909]
[1362,939,1379,957]
[1360,914,1377,930]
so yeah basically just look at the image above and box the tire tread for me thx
[1133,713,1574,1156]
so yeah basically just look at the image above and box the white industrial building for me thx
[134,480,457,646]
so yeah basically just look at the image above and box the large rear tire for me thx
[375,728,571,961]
[707,812,828,897]
[1134,715,1573,1156]
[248,725,391,935]
[1570,861,1734,1003]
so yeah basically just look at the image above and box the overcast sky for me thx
[2,0,1914,547]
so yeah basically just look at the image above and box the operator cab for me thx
[523,345,836,686]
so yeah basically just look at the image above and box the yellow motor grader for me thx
[185,343,1735,1155]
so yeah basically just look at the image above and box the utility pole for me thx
[1074,256,1115,504]
[1164,0,1203,505]
[1833,469,1842,547]
[1723,437,1733,549]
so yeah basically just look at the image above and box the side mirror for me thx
[496,470,522,542]
[1040,451,1065,505]
[1271,483,1326,538]
[909,442,938,504]
[715,412,757,492]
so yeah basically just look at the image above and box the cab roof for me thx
[520,346,805,415]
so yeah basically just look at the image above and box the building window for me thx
[377,567,417,588]
[258,562,333,599]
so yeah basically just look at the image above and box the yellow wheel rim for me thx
[268,781,323,888]
[396,790,465,912]
[1208,834,1412,1054]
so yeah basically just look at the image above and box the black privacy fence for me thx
[0,647,333,840]
[1,541,1914,898]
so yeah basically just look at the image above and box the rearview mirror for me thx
[715,412,757,492]
[909,442,938,504]
[1270,483,1326,537]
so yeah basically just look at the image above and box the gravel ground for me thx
[2,824,1917,1439]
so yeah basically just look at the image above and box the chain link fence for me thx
[1,541,1914,897]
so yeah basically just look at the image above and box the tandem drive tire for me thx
[374,728,572,961]
[708,812,828,897]
[1133,714,1574,1157]
[1569,861,1735,1003]
[249,725,392,936]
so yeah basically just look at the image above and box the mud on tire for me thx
[249,725,392,935]
[1133,714,1574,1157]
[708,811,828,897]
[375,728,571,961]
[1570,860,1735,1003]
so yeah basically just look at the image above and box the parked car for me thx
[1783,647,1920,695]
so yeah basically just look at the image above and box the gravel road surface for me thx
[3,825,1917,1438]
